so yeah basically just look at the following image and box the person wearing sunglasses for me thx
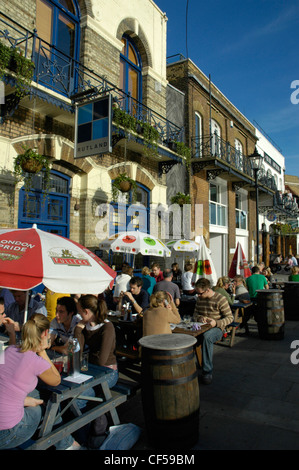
[193,278,233,384]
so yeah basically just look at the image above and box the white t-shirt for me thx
[113,274,131,297]
[181,271,193,290]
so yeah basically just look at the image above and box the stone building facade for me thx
[0,0,185,269]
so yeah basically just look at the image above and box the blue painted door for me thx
[18,171,70,237]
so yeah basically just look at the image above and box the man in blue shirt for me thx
[2,290,47,331]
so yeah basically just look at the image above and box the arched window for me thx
[120,35,142,112]
[35,0,80,94]
[110,183,150,235]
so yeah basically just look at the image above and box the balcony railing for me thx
[274,191,299,217]
[191,133,278,192]
[0,11,184,146]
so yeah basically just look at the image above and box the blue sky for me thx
[156,0,299,177]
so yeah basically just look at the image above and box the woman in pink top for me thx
[0,314,80,450]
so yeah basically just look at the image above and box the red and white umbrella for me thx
[99,230,171,257]
[228,242,251,278]
[0,225,116,303]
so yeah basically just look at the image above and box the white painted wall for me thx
[87,0,168,83]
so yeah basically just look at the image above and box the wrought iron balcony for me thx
[274,191,299,218]
[0,11,184,152]
[191,133,278,192]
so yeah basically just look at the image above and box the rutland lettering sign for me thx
[74,95,112,158]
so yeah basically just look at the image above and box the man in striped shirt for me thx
[194,278,233,384]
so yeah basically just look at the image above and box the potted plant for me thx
[14,146,51,198]
[0,42,34,98]
[170,192,191,206]
[113,106,137,135]
[0,42,11,80]
[175,141,191,173]
[112,173,138,203]
[141,121,160,156]
[10,48,35,97]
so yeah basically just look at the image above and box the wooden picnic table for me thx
[229,301,253,346]
[27,363,127,450]
[172,322,212,366]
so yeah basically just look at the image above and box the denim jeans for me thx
[0,390,74,450]
[76,367,119,409]
[0,404,42,450]
[200,327,223,374]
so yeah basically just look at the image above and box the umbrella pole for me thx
[24,290,29,324]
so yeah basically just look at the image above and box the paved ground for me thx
[116,272,299,451]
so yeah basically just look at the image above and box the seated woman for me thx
[289,266,299,281]
[213,276,234,305]
[142,291,181,337]
[75,295,118,389]
[261,267,275,287]
[0,314,80,450]
[171,262,182,282]
[232,275,251,303]
[141,266,156,296]
[74,295,118,449]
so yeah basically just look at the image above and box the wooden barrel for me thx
[256,290,284,340]
[139,334,199,450]
[283,282,299,320]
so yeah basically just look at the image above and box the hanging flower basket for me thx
[119,180,132,192]
[112,173,137,203]
[21,159,43,174]
[14,146,51,200]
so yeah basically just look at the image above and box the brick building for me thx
[0,0,187,270]
[166,57,279,275]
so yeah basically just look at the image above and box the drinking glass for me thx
[81,351,89,371]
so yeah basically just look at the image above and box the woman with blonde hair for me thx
[261,267,274,287]
[0,314,80,450]
[142,291,181,337]
[213,276,234,305]
[289,265,299,281]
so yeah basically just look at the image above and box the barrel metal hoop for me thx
[142,351,194,365]
[142,346,192,357]
[151,369,198,386]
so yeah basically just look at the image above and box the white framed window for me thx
[235,191,248,230]
[209,182,227,226]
